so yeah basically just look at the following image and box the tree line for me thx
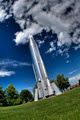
[0,84,34,107]
[0,74,71,107]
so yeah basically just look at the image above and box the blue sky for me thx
[0,0,80,92]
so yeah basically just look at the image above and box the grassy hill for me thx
[0,87,80,120]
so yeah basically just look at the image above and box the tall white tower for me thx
[28,34,61,101]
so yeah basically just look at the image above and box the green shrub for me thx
[7,98,22,106]
[14,98,22,105]
[7,99,15,106]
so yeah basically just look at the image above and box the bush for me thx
[14,98,22,105]
[7,99,15,106]
[7,98,22,106]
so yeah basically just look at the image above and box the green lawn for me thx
[0,87,80,120]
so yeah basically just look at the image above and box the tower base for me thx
[35,82,62,101]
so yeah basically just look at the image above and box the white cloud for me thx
[46,48,54,54]
[14,31,28,45]
[37,40,45,47]
[0,69,15,77]
[11,0,70,45]
[66,60,69,64]
[69,70,77,75]
[34,11,69,33]
[26,87,33,90]
[57,32,72,47]
[0,59,31,68]
[0,7,7,22]
[0,59,30,77]
[12,0,26,19]
[11,0,80,57]
[65,52,70,58]
[73,45,80,50]
[14,23,43,45]
[46,41,56,53]
[69,73,80,82]
[0,0,80,57]
[16,19,26,29]
[50,42,55,48]
[58,48,69,58]
[12,0,35,19]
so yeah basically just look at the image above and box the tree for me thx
[20,89,34,103]
[56,74,70,91]
[6,84,22,106]
[6,84,19,100]
[0,86,7,106]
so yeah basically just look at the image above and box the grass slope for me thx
[0,87,80,120]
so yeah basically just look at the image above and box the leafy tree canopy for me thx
[20,89,34,103]
[56,74,70,91]
[6,84,19,100]
[5,84,22,106]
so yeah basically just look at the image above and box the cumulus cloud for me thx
[14,23,43,45]
[0,0,11,22]
[0,7,8,22]
[0,69,15,77]
[57,32,72,47]
[46,41,56,53]
[0,0,80,57]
